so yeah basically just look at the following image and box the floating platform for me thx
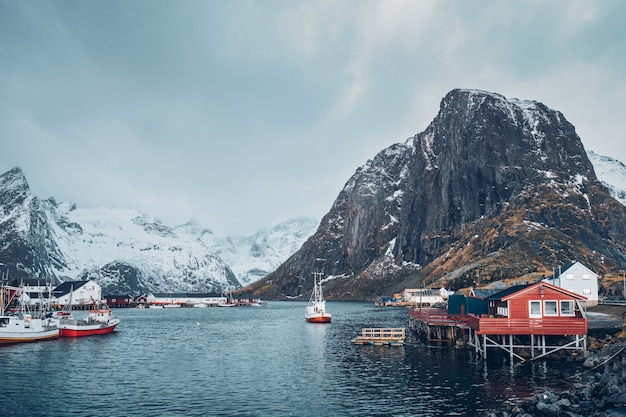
[351,328,405,346]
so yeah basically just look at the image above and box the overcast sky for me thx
[1,1,625,236]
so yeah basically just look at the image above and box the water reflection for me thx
[0,302,585,417]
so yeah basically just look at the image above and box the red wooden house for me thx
[467,282,588,361]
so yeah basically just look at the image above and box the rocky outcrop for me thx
[248,89,626,300]
[485,334,626,417]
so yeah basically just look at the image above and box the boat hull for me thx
[59,319,119,338]
[305,303,332,323]
[305,314,332,323]
[0,315,59,344]
[0,328,59,344]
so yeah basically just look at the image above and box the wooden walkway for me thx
[408,308,588,362]
[351,328,405,346]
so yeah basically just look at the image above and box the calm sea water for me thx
[1,302,583,417]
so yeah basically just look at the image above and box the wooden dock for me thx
[351,328,405,346]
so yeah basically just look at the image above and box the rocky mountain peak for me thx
[0,166,31,216]
[247,89,626,300]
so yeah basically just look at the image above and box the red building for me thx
[411,282,588,362]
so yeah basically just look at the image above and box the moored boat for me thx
[0,285,59,344]
[305,272,332,323]
[57,302,120,337]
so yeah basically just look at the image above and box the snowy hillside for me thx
[201,217,318,287]
[48,203,239,293]
[47,201,317,291]
[588,150,626,206]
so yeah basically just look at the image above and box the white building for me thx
[400,288,454,307]
[543,261,598,307]
[53,280,102,307]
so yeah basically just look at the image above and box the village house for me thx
[412,281,588,361]
[18,278,57,306]
[542,260,599,307]
[53,280,102,307]
[104,294,134,308]
[398,288,454,307]
[147,292,227,306]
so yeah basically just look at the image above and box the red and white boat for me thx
[305,272,332,323]
[58,303,120,337]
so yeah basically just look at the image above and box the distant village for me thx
[8,260,606,313]
[3,279,263,309]
[377,260,601,309]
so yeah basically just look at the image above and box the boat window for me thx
[544,300,558,316]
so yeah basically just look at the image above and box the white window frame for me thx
[529,300,542,318]
[544,300,558,316]
[560,300,575,316]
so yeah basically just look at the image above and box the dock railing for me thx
[351,328,406,345]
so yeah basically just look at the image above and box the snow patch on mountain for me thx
[588,150,626,207]
[202,217,318,287]
[47,204,239,293]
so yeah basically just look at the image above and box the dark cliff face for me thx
[248,89,626,300]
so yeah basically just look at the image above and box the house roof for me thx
[471,288,503,299]
[553,260,594,279]
[52,280,91,297]
[15,278,58,287]
[483,284,531,301]
[494,281,587,301]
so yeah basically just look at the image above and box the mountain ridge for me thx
[245,89,626,300]
[0,168,317,295]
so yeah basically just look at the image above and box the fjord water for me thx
[1,302,582,417]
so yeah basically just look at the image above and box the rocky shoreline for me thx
[485,322,626,417]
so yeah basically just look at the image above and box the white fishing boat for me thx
[305,272,332,323]
[0,285,59,344]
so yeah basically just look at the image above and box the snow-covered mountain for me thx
[249,89,626,300]
[47,203,240,294]
[588,150,626,207]
[202,217,318,287]
[0,167,318,295]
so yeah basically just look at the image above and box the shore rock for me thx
[486,335,626,416]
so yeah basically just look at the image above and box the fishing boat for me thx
[218,291,237,307]
[0,285,59,344]
[305,272,332,323]
[57,301,120,337]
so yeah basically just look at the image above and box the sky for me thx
[1,0,625,236]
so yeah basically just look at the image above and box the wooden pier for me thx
[409,308,470,344]
[351,328,405,346]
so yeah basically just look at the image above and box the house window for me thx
[566,274,574,280]
[544,300,558,316]
[529,301,542,318]
[583,288,591,295]
[560,300,574,316]
[582,274,590,280]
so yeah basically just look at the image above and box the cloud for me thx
[1,0,625,235]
